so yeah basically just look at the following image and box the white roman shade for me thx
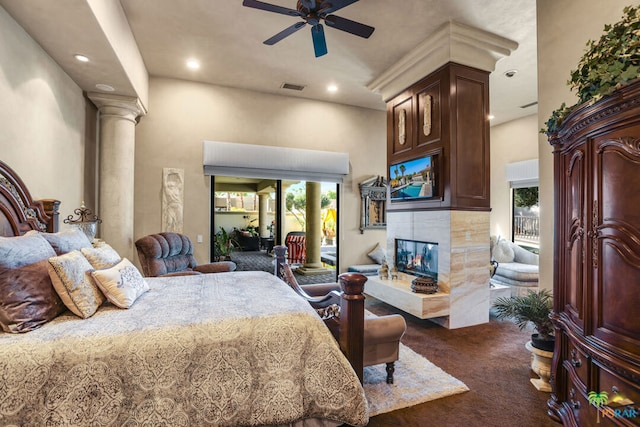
[505,159,538,188]
[203,141,349,183]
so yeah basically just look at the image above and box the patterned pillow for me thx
[29,228,93,255]
[0,259,65,333]
[91,258,149,309]
[81,243,121,269]
[47,250,105,318]
[0,233,56,269]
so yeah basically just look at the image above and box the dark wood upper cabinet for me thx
[386,62,490,211]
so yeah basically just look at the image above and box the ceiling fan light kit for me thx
[242,0,375,57]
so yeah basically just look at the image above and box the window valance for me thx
[203,141,349,183]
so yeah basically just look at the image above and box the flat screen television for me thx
[395,238,438,280]
[389,155,435,201]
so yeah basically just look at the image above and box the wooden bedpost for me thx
[39,199,60,232]
[338,273,366,383]
[275,244,367,383]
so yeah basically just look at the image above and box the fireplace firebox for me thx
[394,238,438,280]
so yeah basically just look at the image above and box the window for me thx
[512,186,539,252]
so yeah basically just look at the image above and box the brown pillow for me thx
[0,260,65,333]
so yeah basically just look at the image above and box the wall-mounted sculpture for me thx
[422,94,432,136]
[162,168,184,233]
[398,109,407,145]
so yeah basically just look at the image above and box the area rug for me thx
[363,342,469,416]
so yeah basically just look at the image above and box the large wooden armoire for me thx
[547,81,640,426]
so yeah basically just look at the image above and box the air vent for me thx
[520,101,538,109]
[281,82,306,91]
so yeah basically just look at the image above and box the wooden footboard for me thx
[275,246,365,382]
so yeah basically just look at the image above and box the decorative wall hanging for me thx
[398,109,407,145]
[423,94,432,136]
[162,168,184,233]
[359,176,387,233]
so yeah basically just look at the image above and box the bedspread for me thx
[0,271,368,426]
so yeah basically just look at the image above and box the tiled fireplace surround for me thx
[386,210,490,328]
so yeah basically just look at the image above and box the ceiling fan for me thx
[242,0,375,57]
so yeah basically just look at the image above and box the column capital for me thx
[88,92,147,123]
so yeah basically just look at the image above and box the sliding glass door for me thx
[211,176,339,279]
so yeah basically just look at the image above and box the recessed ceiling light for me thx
[74,54,90,62]
[186,59,200,70]
[327,84,338,93]
[504,69,518,78]
[95,83,115,92]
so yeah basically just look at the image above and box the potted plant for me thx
[492,289,554,351]
[542,5,640,135]
[213,226,237,261]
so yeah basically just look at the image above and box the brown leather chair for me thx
[135,232,236,277]
[280,263,406,383]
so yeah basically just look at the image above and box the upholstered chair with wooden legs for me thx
[135,232,236,277]
[279,261,406,384]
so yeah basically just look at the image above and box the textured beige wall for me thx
[490,114,538,239]
[134,77,387,270]
[0,6,90,223]
[537,1,630,291]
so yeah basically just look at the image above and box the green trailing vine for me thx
[542,5,640,135]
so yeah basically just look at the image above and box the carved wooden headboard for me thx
[0,160,59,237]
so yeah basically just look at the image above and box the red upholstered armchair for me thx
[135,232,236,277]
[285,231,306,264]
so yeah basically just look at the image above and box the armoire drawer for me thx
[567,339,590,387]
[596,361,640,425]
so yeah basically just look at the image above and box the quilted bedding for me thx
[0,271,368,426]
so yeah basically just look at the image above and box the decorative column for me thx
[298,181,330,276]
[88,93,146,260]
[258,193,269,237]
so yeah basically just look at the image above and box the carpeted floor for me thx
[228,252,556,426]
[365,298,558,427]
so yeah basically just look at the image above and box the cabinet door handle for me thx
[571,349,582,367]
[569,388,581,410]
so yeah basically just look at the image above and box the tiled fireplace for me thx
[386,210,490,328]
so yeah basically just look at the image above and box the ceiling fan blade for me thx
[311,24,328,57]
[324,14,374,38]
[300,0,316,10]
[242,0,302,17]
[319,0,359,15]
[264,21,307,45]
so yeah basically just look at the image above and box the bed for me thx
[0,160,368,427]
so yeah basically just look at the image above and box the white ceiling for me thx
[0,0,537,125]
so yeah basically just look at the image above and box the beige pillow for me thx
[91,258,149,309]
[81,243,121,269]
[47,250,105,318]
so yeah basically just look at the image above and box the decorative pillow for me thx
[81,243,121,269]
[367,243,386,265]
[28,228,92,255]
[492,238,515,263]
[0,259,65,333]
[91,258,149,309]
[47,250,105,318]
[0,233,56,269]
